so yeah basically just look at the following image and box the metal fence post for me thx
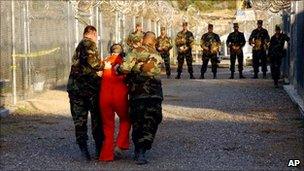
[11,0,16,105]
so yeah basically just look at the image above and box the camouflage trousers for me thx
[160,53,171,76]
[177,52,193,74]
[130,98,163,151]
[68,93,103,149]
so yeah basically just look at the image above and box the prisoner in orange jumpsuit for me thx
[99,44,131,161]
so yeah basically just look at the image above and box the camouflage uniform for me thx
[66,38,103,151]
[175,30,195,78]
[156,35,173,77]
[226,31,246,74]
[200,32,221,78]
[249,28,270,77]
[126,31,145,51]
[268,32,289,85]
[119,44,164,152]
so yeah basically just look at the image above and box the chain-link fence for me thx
[0,1,75,105]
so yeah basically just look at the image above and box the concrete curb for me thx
[283,85,304,118]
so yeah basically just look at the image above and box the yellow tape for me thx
[13,47,60,58]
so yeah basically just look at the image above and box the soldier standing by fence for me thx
[226,23,246,79]
[175,22,195,79]
[156,26,173,78]
[249,20,270,79]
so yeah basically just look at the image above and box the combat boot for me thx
[229,72,234,79]
[79,144,91,161]
[199,74,205,79]
[175,73,181,79]
[239,72,245,79]
[135,149,148,165]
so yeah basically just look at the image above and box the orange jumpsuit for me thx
[99,54,131,161]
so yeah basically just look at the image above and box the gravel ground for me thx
[1,67,303,170]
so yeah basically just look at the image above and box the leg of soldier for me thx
[261,50,268,78]
[162,53,171,77]
[186,53,195,79]
[176,54,184,79]
[237,52,245,78]
[130,100,144,153]
[200,55,209,79]
[230,53,236,79]
[89,94,103,155]
[69,94,90,160]
[211,56,218,79]
[252,50,259,78]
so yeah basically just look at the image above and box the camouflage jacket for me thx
[201,32,221,55]
[226,31,246,54]
[156,35,173,55]
[268,33,290,59]
[175,30,194,54]
[126,31,145,51]
[249,28,270,51]
[67,38,103,96]
[119,44,164,101]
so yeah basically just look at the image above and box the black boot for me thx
[175,73,181,79]
[199,74,205,79]
[190,74,195,79]
[239,72,245,79]
[229,72,234,79]
[79,144,91,161]
[135,149,148,165]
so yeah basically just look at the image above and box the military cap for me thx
[208,24,213,28]
[182,22,188,26]
[233,23,239,27]
[257,20,263,24]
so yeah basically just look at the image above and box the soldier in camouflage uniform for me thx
[268,25,290,87]
[249,20,270,79]
[226,23,246,79]
[200,24,221,79]
[67,26,104,161]
[126,23,145,51]
[117,31,164,165]
[175,22,195,79]
[156,26,173,78]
